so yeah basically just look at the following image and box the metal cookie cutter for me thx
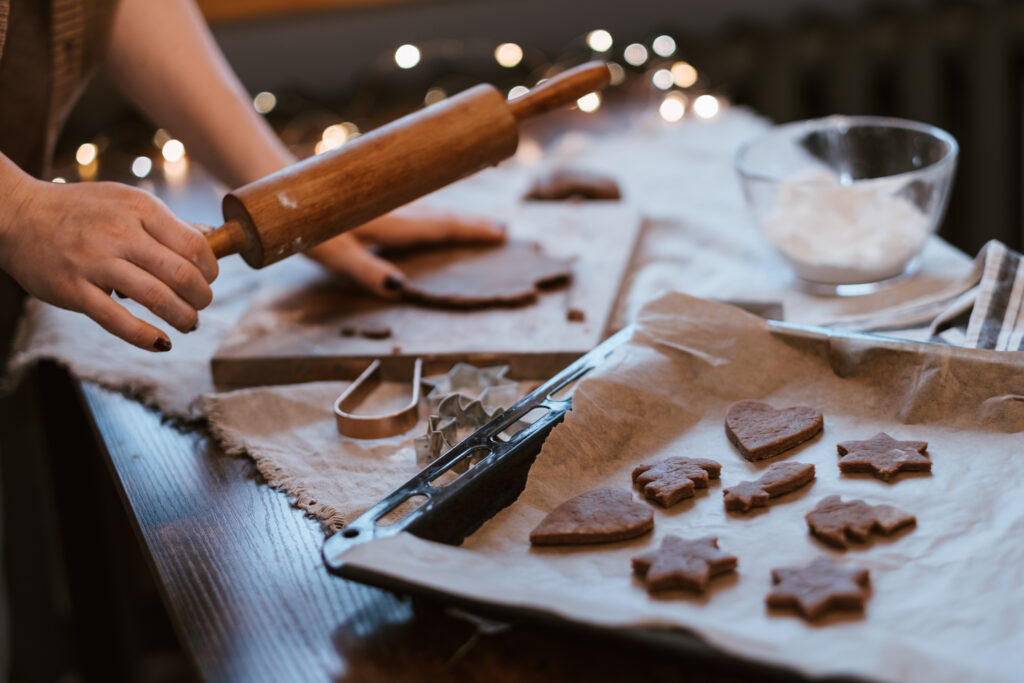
[414,392,501,468]
[334,359,422,439]
[421,363,518,413]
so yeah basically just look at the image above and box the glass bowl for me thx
[734,115,958,295]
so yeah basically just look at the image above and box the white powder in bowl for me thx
[762,169,931,284]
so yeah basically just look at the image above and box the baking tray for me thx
[323,320,886,680]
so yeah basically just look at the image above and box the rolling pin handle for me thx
[507,61,612,121]
[206,218,247,259]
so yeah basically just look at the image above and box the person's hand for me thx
[303,203,506,297]
[0,178,218,351]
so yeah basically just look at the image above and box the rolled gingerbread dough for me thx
[389,239,572,309]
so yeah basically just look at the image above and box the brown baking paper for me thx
[338,292,1024,682]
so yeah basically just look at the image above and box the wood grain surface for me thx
[78,379,793,682]
[211,204,642,389]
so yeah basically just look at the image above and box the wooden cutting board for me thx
[211,204,642,389]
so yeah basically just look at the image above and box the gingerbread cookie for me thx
[529,488,653,546]
[632,535,737,593]
[767,557,870,620]
[837,432,930,481]
[524,167,622,201]
[725,400,823,461]
[805,495,916,549]
[723,462,815,512]
[632,457,721,507]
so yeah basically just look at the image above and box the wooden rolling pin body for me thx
[207,62,610,268]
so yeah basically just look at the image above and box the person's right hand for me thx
[0,177,218,351]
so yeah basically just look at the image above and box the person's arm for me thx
[0,152,217,351]
[103,0,505,298]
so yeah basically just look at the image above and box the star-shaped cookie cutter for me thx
[420,363,518,414]
[414,393,501,468]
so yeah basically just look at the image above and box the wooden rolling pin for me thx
[205,61,611,268]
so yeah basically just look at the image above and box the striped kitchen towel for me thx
[930,241,1024,350]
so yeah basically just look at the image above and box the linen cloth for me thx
[7,106,1012,529]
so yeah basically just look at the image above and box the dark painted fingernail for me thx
[383,275,404,292]
[114,290,127,299]
[189,320,199,332]
[154,337,172,352]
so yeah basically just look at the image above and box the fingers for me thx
[137,198,219,283]
[354,208,507,248]
[78,284,173,352]
[100,259,199,334]
[124,238,213,311]
[305,233,404,298]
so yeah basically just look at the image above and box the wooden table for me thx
[71,372,793,682]
[6,100,807,682]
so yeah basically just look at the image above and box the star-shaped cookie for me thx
[632,457,721,507]
[837,432,930,481]
[767,557,870,619]
[631,535,738,593]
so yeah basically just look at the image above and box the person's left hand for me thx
[303,203,506,297]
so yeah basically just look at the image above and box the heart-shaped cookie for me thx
[725,400,823,461]
[529,488,654,546]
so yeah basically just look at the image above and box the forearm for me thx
[103,0,296,188]
[0,153,41,273]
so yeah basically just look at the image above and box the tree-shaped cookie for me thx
[805,495,916,549]
[723,462,815,512]
[631,535,738,593]
[836,432,930,481]
[529,488,654,546]
[632,456,721,507]
[767,557,870,620]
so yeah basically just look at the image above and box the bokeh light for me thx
[694,94,720,119]
[76,143,98,166]
[652,35,676,57]
[161,139,185,162]
[394,44,421,69]
[659,93,686,122]
[424,87,447,106]
[576,92,601,113]
[152,128,171,150]
[652,69,674,90]
[494,42,523,68]
[587,29,613,52]
[508,85,530,99]
[671,61,698,88]
[607,62,626,85]
[623,43,649,66]
[253,91,277,114]
[131,156,152,178]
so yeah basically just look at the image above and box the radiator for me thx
[681,1,1024,255]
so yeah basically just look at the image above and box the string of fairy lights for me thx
[56,28,724,184]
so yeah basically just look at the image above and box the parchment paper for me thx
[339,292,1024,683]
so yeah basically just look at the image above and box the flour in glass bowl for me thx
[763,169,932,284]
